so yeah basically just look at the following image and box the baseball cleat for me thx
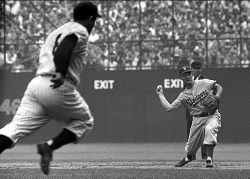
[205,157,214,168]
[37,142,53,175]
[175,157,191,167]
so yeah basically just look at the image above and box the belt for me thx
[37,74,55,77]
[194,112,214,117]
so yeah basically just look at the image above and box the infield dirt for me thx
[0,143,250,178]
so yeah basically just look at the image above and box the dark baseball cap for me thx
[179,66,192,76]
[73,1,102,20]
[191,61,202,69]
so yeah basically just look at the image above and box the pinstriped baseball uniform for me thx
[171,79,221,156]
[0,22,94,146]
[37,21,89,86]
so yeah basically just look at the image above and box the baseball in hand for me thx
[156,85,163,93]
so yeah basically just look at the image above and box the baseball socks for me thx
[47,128,77,151]
[0,135,13,154]
[205,144,215,167]
[205,144,215,159]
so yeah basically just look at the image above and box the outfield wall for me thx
[0,68,249,143]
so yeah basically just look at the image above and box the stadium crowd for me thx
[1,0,250,71]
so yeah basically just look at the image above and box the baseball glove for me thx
[202,95,220,113]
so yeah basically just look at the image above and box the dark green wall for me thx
[0,68,249,143]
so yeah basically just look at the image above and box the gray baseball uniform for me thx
[171,79,221,155]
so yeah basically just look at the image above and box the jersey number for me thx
[52,34,62,55]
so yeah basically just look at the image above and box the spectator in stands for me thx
[3,1,249,70]
[241,55,250,68]
[0,46,4,68]
[6,45,17,65]
[178,56,190,69]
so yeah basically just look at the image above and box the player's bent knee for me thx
[65,117,94,142]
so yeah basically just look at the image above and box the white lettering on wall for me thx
[164,79,183,88]
[94,80,115,90]
[0,99,21,115]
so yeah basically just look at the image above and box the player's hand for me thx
[50,72,64,89]
[156,85,163,94]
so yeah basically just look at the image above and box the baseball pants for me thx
[0,75,94,147]
[185,111,221,155]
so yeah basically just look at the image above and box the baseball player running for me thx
[156,66,223,168]
[0,1,102,175]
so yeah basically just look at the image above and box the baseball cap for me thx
[179,66,192,76]
[73,1,102,20]
[191,61,202,69]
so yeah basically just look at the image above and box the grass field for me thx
[0,143,250,179]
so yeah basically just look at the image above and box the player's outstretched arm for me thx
[156,85,174,112]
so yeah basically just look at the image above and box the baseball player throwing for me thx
[156,66,223,168]
[0,1,102,175]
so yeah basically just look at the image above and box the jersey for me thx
[36,21,89,86]
[186,74,206,121]
[171,79,216,116]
